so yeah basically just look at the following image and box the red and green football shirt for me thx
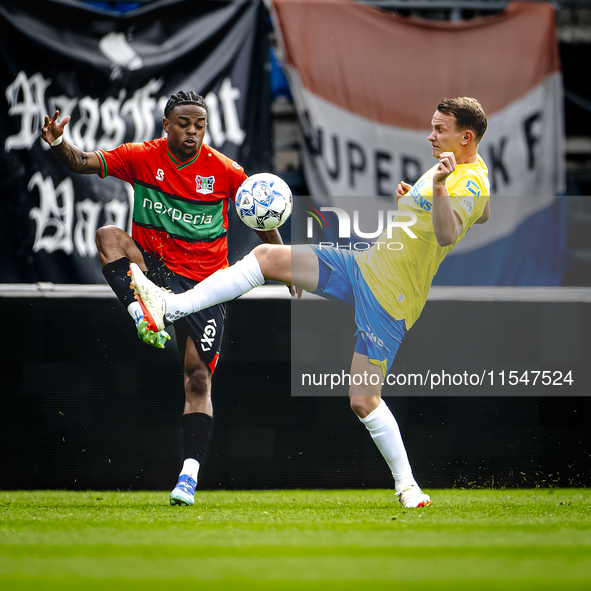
[95,138,247,281]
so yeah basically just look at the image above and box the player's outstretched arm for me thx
[431,152,463,246]
[41,110,101,175]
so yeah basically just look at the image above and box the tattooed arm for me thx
[41,110,101,175]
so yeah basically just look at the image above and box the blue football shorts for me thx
[310,245,406,376]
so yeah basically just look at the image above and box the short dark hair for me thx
[437,97,487,143]
[164,91,208,119]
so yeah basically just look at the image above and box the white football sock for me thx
[165,252,265,321]
[358,399,416,491]
[127,301,144,326]
[180,458,200,482]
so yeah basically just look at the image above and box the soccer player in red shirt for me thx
[41,91,287,506]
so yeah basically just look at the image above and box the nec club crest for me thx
[195,175,215,195]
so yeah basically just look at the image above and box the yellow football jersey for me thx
[356,154,490,329]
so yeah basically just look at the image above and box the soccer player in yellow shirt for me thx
[130,97,490,508]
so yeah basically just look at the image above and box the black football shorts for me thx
[136,243,226,373]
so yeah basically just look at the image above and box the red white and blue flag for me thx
[272,0,566,285]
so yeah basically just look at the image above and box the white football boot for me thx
[128,263,169,332]
[396,484,432,508]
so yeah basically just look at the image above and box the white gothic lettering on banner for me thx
[6,71,246,257]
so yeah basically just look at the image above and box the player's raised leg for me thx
[254,243,320,292]
[96,225,147,325]
[349,351,431,509]
[97,225,171,349]
[129,244,320,327]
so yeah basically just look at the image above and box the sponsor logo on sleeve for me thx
[459,196,475,215]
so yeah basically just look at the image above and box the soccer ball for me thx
[235,173,293,231]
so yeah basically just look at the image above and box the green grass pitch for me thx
[1,489,590,590]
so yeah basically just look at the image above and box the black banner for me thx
[0,0,272,283]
